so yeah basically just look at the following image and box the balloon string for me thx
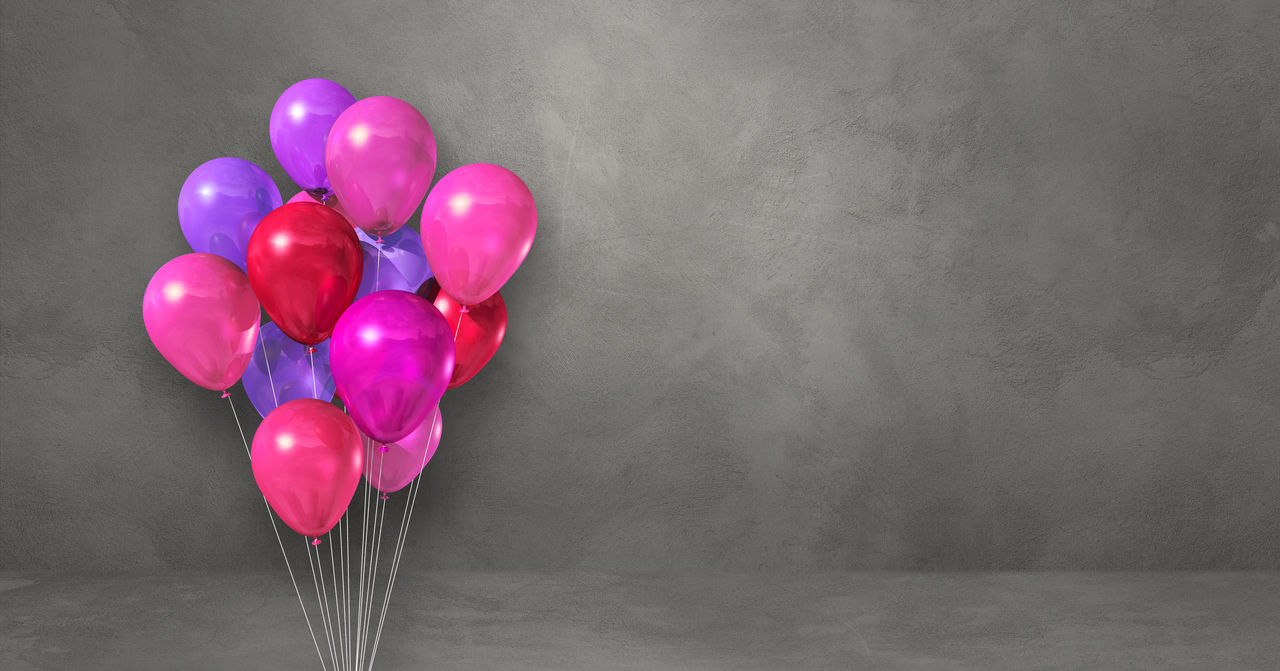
[328,526,345,670]
[308,348,319,400]
[344,510,353,671]
[364,450,388,664]
[308,537,339,669]
[227,393,328,671]
[356,437,372,667]
[259,334,280,410]
[368,410,438,669]
[375,240,383,293]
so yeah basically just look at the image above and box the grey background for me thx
[2,0,1278,573]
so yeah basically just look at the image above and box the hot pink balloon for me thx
[363,406,443,494]
[142,253,260,391]
[420,163,537,305]
[325,96,436,238]
[329,291,454,444]
[252,399,363,539]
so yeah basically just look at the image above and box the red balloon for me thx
[417,278,506,388]
[246,202,362,344]
[251,399,363,538]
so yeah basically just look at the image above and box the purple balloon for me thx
[242,321,336,418]
[270,79,356,197]
[178,158,282,271]
[329,291,454,444]
[355,227,433,300]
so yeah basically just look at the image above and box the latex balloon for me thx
[329,291,454,444]
[143,253,260,391]
[325,96,436,238]
[246,202,363,345]
[242,321,336,418]
[419,163,536,305]
[178,158,282,271]
[418,278,505,388]
[363,406,442,494]
[251,399,362,538]
[269,79,355,197]
[355,226,432,300]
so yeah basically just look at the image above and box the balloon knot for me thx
[379,444,389,453]
[306,346,317,354]
[459,305,470,314]
[312,537,322,546]
[379,494,390,500]
[375,236,385,245]
[220,390,230,398]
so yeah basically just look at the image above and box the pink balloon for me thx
[329,291,454,444]
[420,163,537,305]
[325,96,436,238]
[363,406,442,494]
[252,399,363,538]
[142,253,260,391]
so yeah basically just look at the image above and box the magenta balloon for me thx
[329,291,454,444]
[363,406,442,494]
[325,96,436,238]
[142,253,260,391]
[252,399,363,538]
[270,79,355,196]
[420,163,537,305]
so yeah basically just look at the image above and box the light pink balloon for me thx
[142,253,260,390]
[325,96,436,238]
[420,163,537,305]
[362,406,443,494]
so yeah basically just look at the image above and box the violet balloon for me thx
[363,406,443,494]
[252,399,363,539]
[329,291,454,444]
[178,157,282,271]
[325,96,436,238]
[242,321,336,419]
[420,163,536,305]
[142,253,260,391]
[355,226,432,300]
[270,79,355,198]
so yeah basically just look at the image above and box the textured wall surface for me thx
[2,1,1278,572]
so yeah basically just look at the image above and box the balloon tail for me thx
[220,389,230,398]
[313,537,322,546]
[379,494,389,500]
[379,443,388,453]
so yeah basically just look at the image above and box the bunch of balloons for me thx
[143,79,534,553]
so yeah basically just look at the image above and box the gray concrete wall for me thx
[2,1,1278,572]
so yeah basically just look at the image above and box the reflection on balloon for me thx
[252,399,363,538]
[246,202,363,345]
[420,163,536,305]
[270,79,355,197]
[143,253,260,390]
[242,321,336,418]
[178,158,282,271]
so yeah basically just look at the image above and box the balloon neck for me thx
[379,494,390,500]
[379,443,389,453]
[306,346,317,354]
[220,390,230,399]
[311,537,322,546]
[375,236,385,245]
[306,187,332,203]
[459,305,469,314]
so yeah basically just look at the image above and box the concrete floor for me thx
[2,572,1278,670]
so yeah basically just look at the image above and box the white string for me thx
[355,437,372,667]
[308,538,339,669]
[259,335,279,409]
[362,452,388,665]
[367,411,438,669]
[227,394,328,671]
